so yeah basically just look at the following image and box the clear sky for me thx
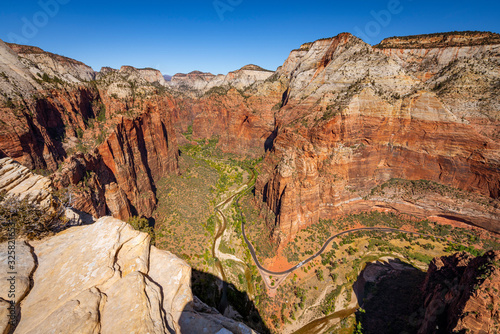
[1,0,499,75]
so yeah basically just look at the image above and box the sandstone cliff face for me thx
[376,32,500,142]
[50,98,180,221]
[417,251,500,334]
[1,39,180,221]
[0,39,41,99]
[178,84,281,158]
[254,32,500,243]
[169,65,274,96]
[7,43,96,83]
[0,217,257,334]
[114,65,168,86]
[375,31,500,81]
[0,38,103,171]
[170,71,217,91]
[166,66,282,158]
[2,31,500,245]
[97,109,179,218]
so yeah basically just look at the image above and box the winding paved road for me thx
[242,223,430,275]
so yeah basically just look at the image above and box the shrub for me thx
[127,216,155,245]
[0,191,65,241]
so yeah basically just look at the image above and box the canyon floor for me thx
[149,134,500,334]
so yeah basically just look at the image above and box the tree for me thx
[127,216,155,245]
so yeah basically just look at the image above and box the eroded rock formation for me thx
[1,39,180,221]
[417,251,500,334]
[0,217,257,334]
[1,30,499,249]
[0,157,53,208]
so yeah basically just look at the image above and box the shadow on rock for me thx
[353,258,426,334]
[180,268,270,334]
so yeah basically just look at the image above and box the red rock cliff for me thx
[254,32,500,244]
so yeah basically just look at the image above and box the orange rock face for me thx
[171,86,281,158]
[0,86,99,171]
[253,33,500,244]
[2,32,499,241]
[50,95,180,221]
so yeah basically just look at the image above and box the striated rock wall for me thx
[169,65,274,96]
[50,101,180,221]
[97,108,179,218]
[254,32,500,244]
[7,43,96,83]
[0,158,53,208]
[0,217,257,334]
[180,86,281,158]
[2,31,500,243]
[1,39,181,221]
[0,39,102,171]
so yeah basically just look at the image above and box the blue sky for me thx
[1,0,499,75]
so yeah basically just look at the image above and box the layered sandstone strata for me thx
[254,32,500,243]
[1,39,180,221]
[0,217,257,334]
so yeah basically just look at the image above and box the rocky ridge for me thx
[6,43,96,83]
[0,157,53,208]
[169,65,274,95]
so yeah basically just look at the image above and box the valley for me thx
[1,30,500,334]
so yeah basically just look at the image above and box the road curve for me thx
[235,181,437,276]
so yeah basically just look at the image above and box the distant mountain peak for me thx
[239,64,272,72]
[375,31,500,49]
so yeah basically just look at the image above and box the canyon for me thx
[1,30,500,333]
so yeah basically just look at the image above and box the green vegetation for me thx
[368,178,497,208]
[153,153,219,266]
[154,136,259,272]
[128,216,156,245]
[36,73,65,85]
[238,191,277,260]
[321,285,344,315]
[204,86,230,97]
[321,104,340,121]
[182,124,193,140]
[96,105,106,122]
